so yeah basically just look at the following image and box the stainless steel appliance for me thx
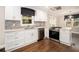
[38,28,44,41]
[49,27,61,41]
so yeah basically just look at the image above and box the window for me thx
[22,16,32,24]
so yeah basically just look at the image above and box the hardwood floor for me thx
[14,38,79,52]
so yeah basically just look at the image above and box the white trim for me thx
[60,41,71,46]
[50,38,60,43]
[0,44,5,49]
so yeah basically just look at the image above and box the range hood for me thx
[21,7,35,16]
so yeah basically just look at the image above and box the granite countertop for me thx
[5,28,25,32]
[5,26,45,32]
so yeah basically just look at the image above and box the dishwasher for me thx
[38,28,45,41]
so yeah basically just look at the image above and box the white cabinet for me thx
[32,29,38,41]
[5,7,13,20]
[17,31,25,44]
[5,31,17,43]
[13,7,21,20]
[5,6,21,20]
[24,29,38,44]
[5,29,38,51]
[24,30,31,44]
[5,31,18,51]
[5,31,25,51]
[35,10,47,21]
[60,28,72,46]
[30,29,38,41]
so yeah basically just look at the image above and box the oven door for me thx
[49,30,59,40]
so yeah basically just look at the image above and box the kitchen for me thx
[0,6,79,52]
[4,6,48,51]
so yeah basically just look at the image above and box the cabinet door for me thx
[24,29,38,44]
[35,10,47,21]
[5,31,17,51]
[5,6,21,20]
[5,31,25,51]
[5,32,17,43]
[5,7,14,20]
[17,31,24,40]
[42,11,47,21]
[13,7,21,20]
[24,30,31,44]
[35,10,40,21]
[34,29,38,40]
[17,31,25,45]
[60,29,71,45]
[31,29,38,41]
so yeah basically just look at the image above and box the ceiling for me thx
[25,6,48,12]
[49,6,79,15]
[25,6,79,15]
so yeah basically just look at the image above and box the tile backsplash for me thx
[34,21,45,27]
[5,20,21,29]
[5,20,46,29]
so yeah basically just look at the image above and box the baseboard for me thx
[5,40,37,52]
[44,37,49,39]
[0,44,5,49]
[60,41,71,46]
[49,38,60,42]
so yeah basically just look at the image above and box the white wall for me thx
[0,7,5,49]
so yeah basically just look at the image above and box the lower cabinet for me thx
[60,28,72,46]
[5,29,38,51]
[24,29,38,45]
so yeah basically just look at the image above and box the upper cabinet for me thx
[35,10,47,21]
[5,6,47,22]
[5,6,21,20]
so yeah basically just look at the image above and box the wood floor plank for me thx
[14,38,79,52]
